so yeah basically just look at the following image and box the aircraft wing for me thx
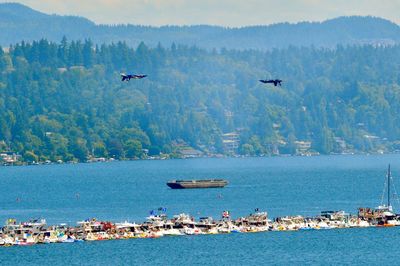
[133,74,147,79]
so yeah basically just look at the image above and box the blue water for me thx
[1,154,400,265]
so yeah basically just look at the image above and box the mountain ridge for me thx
[1,3,400,49]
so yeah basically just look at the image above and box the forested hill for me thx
[1,3,400,49]
[1,40,400,162]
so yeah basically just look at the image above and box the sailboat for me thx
[376,164,400,226]
[358,164,400,226]
[376,164,394,214]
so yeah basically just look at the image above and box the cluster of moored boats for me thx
[1,204,399,247]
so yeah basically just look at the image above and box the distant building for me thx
[270,143,280,155]
[87,157,106,163]
[363,134,379,140]
[334,137,347,152]
[171,139,189,148]
[294,140,312,155]
[171,140,204,158]
[224,110,234,118]
[178,148,203,158]
[70,66,85,71]
[272,123,281,129]
[222,132,240,154]
[0,152,21,164]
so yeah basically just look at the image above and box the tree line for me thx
[1,39,400,162]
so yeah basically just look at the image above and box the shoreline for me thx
[2,151,400,167]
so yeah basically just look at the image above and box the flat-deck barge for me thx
[166,179,228,189]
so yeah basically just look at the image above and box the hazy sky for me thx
[2,0,400,26]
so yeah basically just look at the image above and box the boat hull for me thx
[167,179,228,189]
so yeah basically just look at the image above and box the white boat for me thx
[162,221,183,236]
[115,221,140,229]
[3,236,15,245]
[178,223,202,235]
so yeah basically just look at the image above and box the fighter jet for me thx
[121,73,147,81]
[259,79,282,86]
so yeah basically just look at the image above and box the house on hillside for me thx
[222,132,240,154]
[294,140,312,156]
[0,152,21,164]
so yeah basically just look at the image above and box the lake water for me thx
[1,154,400,265]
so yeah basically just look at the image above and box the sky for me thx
[1,0,400,26]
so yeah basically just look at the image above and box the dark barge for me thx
[167,179,228,189]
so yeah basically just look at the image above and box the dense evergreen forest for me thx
[1,39,400,162]
[1,3,400,49]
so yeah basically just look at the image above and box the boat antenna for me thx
[388,164,391,208]
[381,169,388,206]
